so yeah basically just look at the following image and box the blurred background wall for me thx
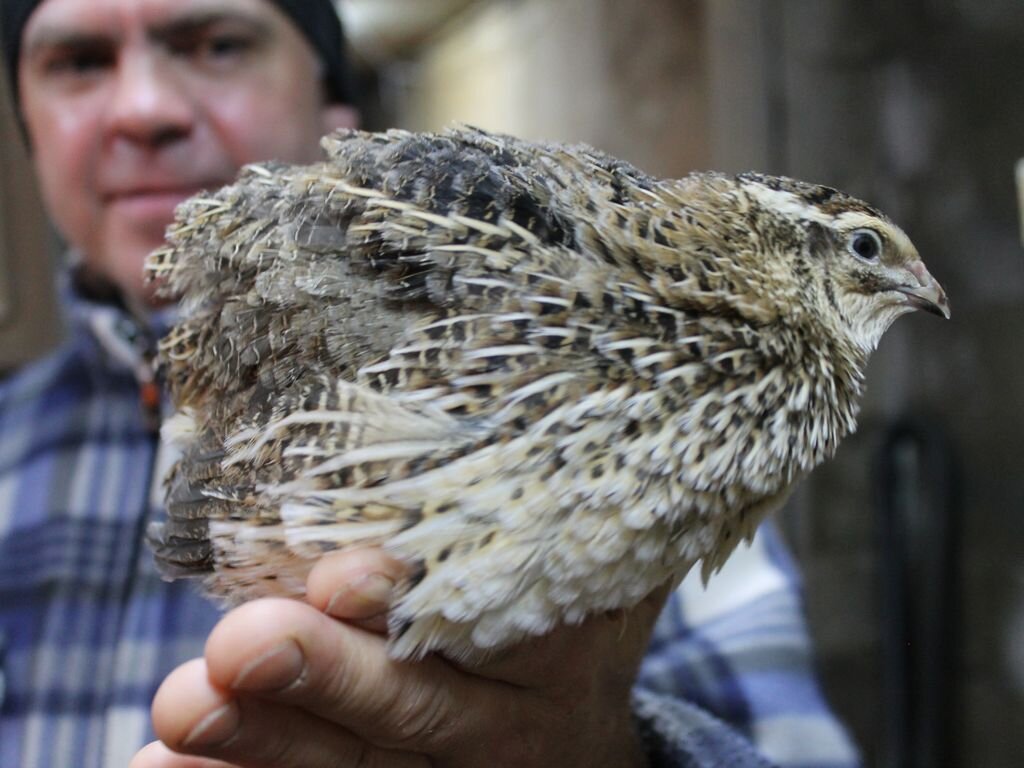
[0,60,60,371]
[2,0,1021,764]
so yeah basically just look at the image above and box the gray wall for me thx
[0,65,61,370]
[711,2,1024,765]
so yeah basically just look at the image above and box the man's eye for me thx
[172,32,254,63]
[46,48,113,75]
[205,34,251,56]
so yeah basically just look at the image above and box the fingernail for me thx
[231,639,305,691]
[326,573,394,619]
[183,701,239,748]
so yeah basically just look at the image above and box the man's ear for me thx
[322,103,360,133]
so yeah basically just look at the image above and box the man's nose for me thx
[106,51,195,147]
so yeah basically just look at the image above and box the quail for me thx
[145,126,949,661]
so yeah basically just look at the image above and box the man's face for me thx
[18,0,356,303]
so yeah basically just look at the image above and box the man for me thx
[0,1,860,766]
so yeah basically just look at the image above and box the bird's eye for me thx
[848,229,882,262]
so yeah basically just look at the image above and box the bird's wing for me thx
[146,126,677,415]
[145,128,660,590]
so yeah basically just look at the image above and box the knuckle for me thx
[385,681,455,749]
[302,632,365,704]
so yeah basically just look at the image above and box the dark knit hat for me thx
[1,0,354,109]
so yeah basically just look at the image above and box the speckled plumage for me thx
[145,126,949,661]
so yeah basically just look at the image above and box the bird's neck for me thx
[768,326,866,473]
[650,321,866,498]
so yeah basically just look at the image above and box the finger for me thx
[306,548,408,632]
[130,740,239,768]
[203,598,487,755]
[151,657,428,768]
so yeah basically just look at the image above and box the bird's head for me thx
[737,173,949,355]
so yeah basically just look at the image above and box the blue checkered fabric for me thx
[0,282,860,767]
[640,525,860,767]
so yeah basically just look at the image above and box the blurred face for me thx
[18,0,357,303]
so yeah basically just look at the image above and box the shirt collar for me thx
[62,263,177,375]
[61,263,177,429]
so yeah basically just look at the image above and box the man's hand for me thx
[130,550,667,768]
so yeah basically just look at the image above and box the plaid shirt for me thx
[0,282,860,768]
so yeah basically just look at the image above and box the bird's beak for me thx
[898,261,950,319]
